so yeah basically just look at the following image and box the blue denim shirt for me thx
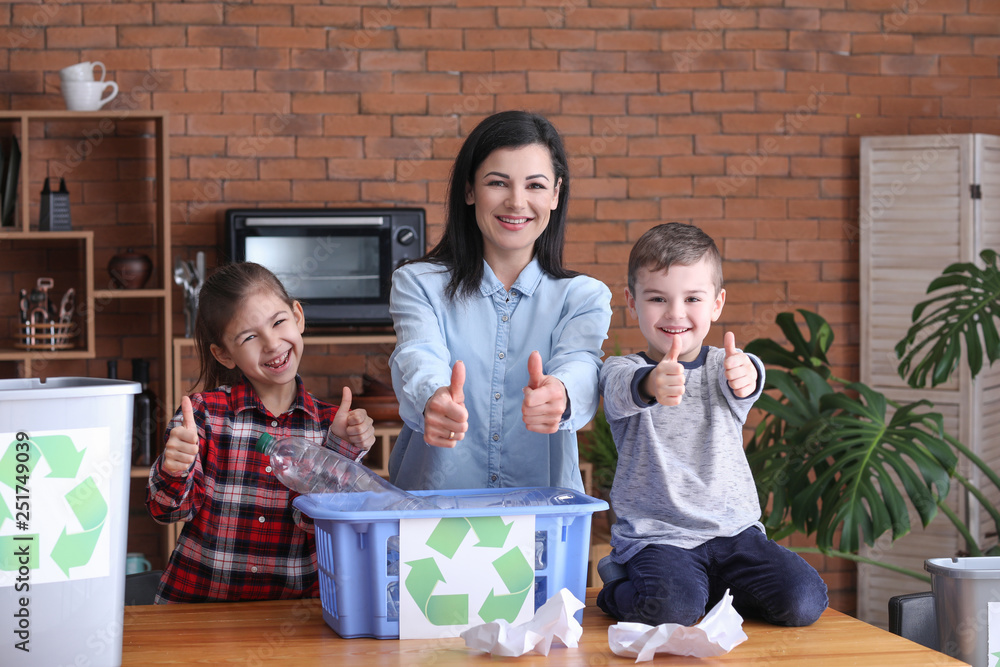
[388,258,612,492]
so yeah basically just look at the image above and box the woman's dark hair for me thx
[422,110,576,299]
[193,262,295,392]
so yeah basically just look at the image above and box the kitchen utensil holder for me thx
[16,321,78,350]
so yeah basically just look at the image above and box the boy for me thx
[596,223,828,627]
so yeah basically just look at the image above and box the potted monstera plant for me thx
[745,250,1000,580]
[579,405,617,533]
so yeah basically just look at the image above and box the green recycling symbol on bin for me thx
[404,516,534,626]
[0,434,108,576]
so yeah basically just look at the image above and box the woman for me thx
[388,110,612,492]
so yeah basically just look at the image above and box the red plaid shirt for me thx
[146,375,363,603]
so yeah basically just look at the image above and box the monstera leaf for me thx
[790,382,954,553]
[747,311,957,555]
[747,310,836,539]
[579,406,617,491]
[746,309,834,376]
[896,249,1000,388]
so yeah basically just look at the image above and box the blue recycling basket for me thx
[294,487,607,639]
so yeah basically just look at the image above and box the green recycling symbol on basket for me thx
[403,516,534,627]
[0,431,110,582]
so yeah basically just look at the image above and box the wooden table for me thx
[122,589,968,665]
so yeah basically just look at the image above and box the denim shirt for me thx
[388,258,612,492]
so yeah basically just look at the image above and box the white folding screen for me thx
[858,134,1000,627]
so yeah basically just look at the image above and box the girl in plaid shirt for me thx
[147,262,376,602]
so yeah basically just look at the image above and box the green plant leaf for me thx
[746,309,833,374]
[749,310,957,555]
[779,385,953,552]
[896,250,1000,388]
[579,406,617,491]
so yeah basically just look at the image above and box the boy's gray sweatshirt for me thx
[600,346,765,563]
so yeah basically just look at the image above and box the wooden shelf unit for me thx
[0,230,95,367]
[0,110,172,491]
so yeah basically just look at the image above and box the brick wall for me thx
[5,0,1000,614]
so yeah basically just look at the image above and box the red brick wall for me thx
[6,0,1000,613]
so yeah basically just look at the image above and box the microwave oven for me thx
[224,207,425,326]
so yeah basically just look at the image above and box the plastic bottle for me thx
[255,431,438,511]
[256,431,581,511]
[419,487,575,510]
[131,358,156,467]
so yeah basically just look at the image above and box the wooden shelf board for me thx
[94,288,168,299]
[0,348,94,361]
[0,110,168,121]
[0,230,94,241]
[175,333,397,347]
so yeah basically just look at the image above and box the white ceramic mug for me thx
[125,552,152,575]
[59,61,106,83]
[61,80,118,111]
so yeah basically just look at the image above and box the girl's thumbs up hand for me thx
[647,335,685,406]
[723,331,757,398]
[162,396,199,476]
[331,386,376,452]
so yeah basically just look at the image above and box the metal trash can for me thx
[926,556,1000,667]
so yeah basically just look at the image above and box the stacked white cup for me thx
[60,61,118,111]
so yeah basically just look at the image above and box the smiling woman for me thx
[464,143,562,288]
[387,110,613,493]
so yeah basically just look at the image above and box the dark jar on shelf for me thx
[132,358,157,467]
[108,249,153,290]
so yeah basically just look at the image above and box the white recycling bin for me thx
[0,377,140,667]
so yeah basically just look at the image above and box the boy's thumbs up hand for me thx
[331,386,376,452]
[723,331,758,398]
[522,350,567,434]
[423,360,469,448]
[648,335,685,406]
[162,396,200,476]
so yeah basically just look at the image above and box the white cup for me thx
[125,552,152,575]
[59,61,106,83]
[61,80,118,111]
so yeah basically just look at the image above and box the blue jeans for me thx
[596,527,828,627]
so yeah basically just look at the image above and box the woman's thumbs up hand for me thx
[423,360,469,448]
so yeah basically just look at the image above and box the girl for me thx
[147,262,375,603]
[388,110,612,492]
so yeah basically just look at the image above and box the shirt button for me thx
[511,290,517,296]
[501,315,508,322]
[491,474,498,482]
[498,352,505,359]
[265,466,272,473]
[251,566,258,573]
[492,434,499,441]
[271,421,278,427]
[258,516,266,523]
[494,393,501,400]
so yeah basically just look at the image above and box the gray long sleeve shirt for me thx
[601,347,765,563]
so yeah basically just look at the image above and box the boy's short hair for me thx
[627,223,723,295]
